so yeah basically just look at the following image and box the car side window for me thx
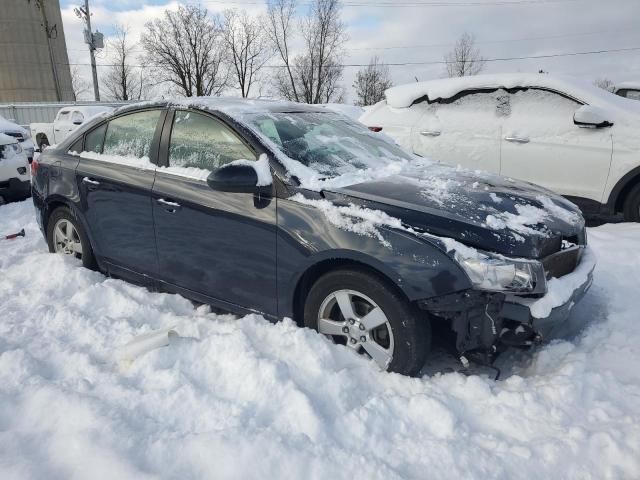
[168,110,256,170]
[506,89,581,127]
[69,137,84,153]
[103,110,161,159]
[84,123,107,153]
[57,111,70,122]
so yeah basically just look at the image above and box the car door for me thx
[500,88,613,202]
[412,90,502,174]
[54,110,72,143]
[75,108,165,282]
[152,109,278,316]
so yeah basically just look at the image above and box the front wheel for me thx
[623,183,640,222]
[46,207,97,269]
[304,269,430,376]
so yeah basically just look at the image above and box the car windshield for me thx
[243,111,413,178]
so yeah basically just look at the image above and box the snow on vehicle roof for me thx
[384,73,640,114]
[0,132,18,145]
[615,81,640,91]
[0,115,28,135]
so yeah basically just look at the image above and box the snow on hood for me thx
[384,73,640,119]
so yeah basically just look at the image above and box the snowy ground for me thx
[1,199,639,479]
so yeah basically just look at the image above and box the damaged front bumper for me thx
[418,246,596,354]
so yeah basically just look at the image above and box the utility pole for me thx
[75,0,103,101]
[35,0,63,100]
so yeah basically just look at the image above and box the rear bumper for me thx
[0,178,31,201]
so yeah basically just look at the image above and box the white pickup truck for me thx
[30,105,113,150]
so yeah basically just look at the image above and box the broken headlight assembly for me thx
[454,250,546,294]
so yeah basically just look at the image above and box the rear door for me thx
[412,90,503,173]
[500,89,612,202]
[76,109,165,281]
[152,109,278,315]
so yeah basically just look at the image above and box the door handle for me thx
[420,130,441,137]
[504,136,530,144]
[157,198,181,212]
[82,176,100,186]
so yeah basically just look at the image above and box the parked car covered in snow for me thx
[0,114,34,162]
[31,99,594,376]
[0,133,30,204]
[614,81,640,101]
[30,105,114,150]
[361,74,640,221]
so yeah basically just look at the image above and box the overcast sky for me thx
[59,0,640,102]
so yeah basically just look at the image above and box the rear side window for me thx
[103,110,161,159]
[168,110,255,170]
[57,111,70,121]
[84,123,107,153]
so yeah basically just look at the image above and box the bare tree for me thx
[222,10,272,98]
[353,56,393,106]
[103,26,144,101]
[141,5,229,97]
[266,0,347,104]
[594,78,616,93]
[445,33,485,78]
[70,65,90,100]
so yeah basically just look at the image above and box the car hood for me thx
[325,164,585,258]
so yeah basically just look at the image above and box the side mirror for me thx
[573,105,613,128]
[207,163,266,194]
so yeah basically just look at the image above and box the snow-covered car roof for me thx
[615,81,640,91]
[384,73,640,115]
[0,115,28,135]
[0,132,19,146]
[318,103,365,120]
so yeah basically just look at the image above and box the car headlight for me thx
[454,249,546,293]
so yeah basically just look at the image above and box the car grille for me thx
[542,245,582,279]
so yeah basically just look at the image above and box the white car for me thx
[30,105,113,150]
[614,81,640,101]
[0,133,30,204]
[0,115,35,161]
[361,73,640,221]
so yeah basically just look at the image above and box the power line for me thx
[26,44,640,69]
[198,0,592,7]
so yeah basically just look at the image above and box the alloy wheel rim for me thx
[317,289,395,369]
[53,219,83,258]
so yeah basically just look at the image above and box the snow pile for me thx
[71,151,270,184]
[1,200,640,478]
[228,154,272,186]
[511,247,596,319]
[384,73,640,116]
[291,193,402,248]
[484,203,550,241]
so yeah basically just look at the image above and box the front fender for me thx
[277,197,471,318]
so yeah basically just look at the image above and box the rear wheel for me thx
[46,207,97,269]
[623,183,640,222]
[304,269,430,376]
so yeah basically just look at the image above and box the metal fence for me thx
[0,101,135,127]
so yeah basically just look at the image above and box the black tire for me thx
[46,206,97,270]
[623,183,640,222]
[38,136,50,150]
[304,268,430,376]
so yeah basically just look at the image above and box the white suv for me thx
[0,133,30,204]
[361,73,640,221]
